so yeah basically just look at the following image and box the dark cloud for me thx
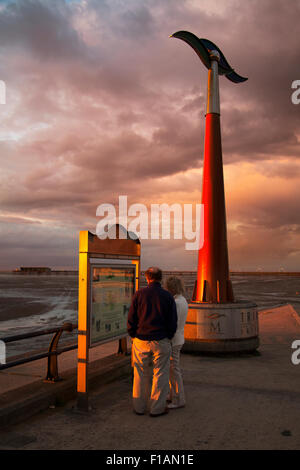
[228,223,300,272]
[0,218,77,269]
[0,0,86,60]
[0,0,299,269]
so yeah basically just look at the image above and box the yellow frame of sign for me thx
[77,228,140,411]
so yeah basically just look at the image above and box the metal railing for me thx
[0,322,78,382]
[0,322,129,383]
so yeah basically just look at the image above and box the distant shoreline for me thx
[230,272,300,276]
[160,271,300,277]
[0,270,299,276]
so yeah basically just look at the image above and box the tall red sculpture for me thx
[196,50,233,303]
[171,32,259,352]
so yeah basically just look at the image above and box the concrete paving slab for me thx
[258,303,300,344]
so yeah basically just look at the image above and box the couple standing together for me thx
[127,266,188,417]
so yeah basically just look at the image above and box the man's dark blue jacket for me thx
[127,281,178,341]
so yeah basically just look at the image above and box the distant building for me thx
[16,267,52,274]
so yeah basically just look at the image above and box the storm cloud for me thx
[0,0,299,271]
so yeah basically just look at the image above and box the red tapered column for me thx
[195,51,233,303]
[168,37,259,352]
[196,113,233,302]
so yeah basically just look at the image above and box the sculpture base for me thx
[182,300,259,353]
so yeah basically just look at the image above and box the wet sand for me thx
[0,273,78,324]
[0,298,51,322]
[0,273,299,325]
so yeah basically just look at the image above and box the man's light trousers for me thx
[132,337,171,415]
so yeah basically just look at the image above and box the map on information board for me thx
[90,266,135,345]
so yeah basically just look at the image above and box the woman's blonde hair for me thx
[165,276,185,296]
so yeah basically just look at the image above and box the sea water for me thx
[0,273,299,359]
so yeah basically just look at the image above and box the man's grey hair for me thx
[145,266,162,282]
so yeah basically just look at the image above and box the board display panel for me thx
[90,263,136,346]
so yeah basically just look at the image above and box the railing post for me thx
[44,322,73,383]
[117,337,128,355]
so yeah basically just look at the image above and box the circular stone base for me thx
[182,337,260,354]
[182,300,259,353]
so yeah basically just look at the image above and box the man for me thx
[127,267,177,417]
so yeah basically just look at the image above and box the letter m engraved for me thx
[209,321,221,334]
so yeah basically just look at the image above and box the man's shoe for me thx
[167,403,185,409]
[149,408,169,417]
[133,410,145,415]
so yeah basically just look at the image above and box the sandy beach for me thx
[0,298,52,322]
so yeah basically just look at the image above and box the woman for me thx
[165,276,188,409]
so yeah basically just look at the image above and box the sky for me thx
[0,0,299,271]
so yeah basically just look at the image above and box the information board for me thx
[90,264,136,346]
[77,229,140,411]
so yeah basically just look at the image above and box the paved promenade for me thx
[0,304,300,450]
